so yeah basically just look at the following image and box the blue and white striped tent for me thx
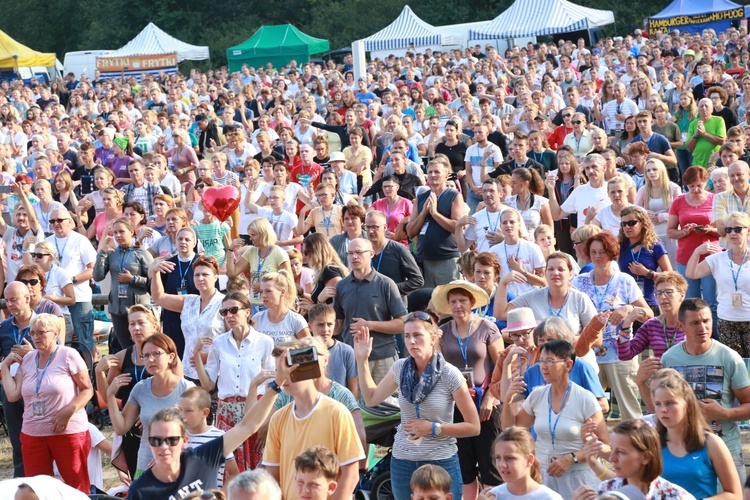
[362,5,443,52]
[470,0,614,40]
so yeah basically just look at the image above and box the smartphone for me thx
[287,346,321,382]
[0,185,11,194]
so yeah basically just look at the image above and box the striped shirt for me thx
[186,426,234,488]
[617,317,686,361]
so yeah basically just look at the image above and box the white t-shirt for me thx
[464,207,529,252]
[706,251,750,322]
[44,264,72,314]
[262,183,301,213]
[46,232,97,301]
[560,183,610,225]
[593,205,621,236]
[488,483,563,499]
[238,181,267,235]
[489,240,546,296]
[252,309,308,345]
[465,143,503,187]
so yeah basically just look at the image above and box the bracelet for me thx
[596,464,609,479]
[647,270,655,280]
[431,422,437,437]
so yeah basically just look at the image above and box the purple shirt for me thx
[617,316,685,360]
[111,155,132,188]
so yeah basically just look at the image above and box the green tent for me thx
[227,24,330,72]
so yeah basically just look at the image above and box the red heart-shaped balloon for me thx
[201,185,240,222]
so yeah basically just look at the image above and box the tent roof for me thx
[650,0,743,19]
[470,0,614,39]
[107,23,209,62]
[362,5,442,51]
[0,29,56,68]
[228,24,329,55]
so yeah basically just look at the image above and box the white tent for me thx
[107,22,209,62]
[361,5,443,52]
[469,0,614,39]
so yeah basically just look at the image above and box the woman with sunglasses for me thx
[126,357,294,500]
[16,261,69,332]
[355,311,481,500]
[107,333,195,479]
[191,292,274,472]
[687,212,750,357]
[502,340,610,499]
[93,217,153,349]
[151,255,225,381]
[617,206,673,313]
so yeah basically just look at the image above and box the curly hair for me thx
[618,205,659,250]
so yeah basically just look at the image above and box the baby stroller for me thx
[355,402,401,500]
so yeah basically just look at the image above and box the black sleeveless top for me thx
[116,345,151,401]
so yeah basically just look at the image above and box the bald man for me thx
[0,281,36,477]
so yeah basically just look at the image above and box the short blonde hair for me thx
[247,218,277,247]
[31,313,65,336]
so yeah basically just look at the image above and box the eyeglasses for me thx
[404,311,435,324]
[30,330,54,336]
[572,240,583,245]
[561,114,571,119]
[30,253,50,259]
[148,436,182,447]
[364,225,383,231]
[725,226,747,234]
[655,289,678,298]
[572,120,583,125]
[620,220,639,227]
[510,330,532,341]
[219,306,247,317]
[538,358,566,366]
[346,249,371,257]
[49,218,71,225]
[18,278,40,286]
[140,351,166,361]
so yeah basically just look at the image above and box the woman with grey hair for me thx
[228,469,282,500]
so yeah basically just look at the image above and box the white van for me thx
[63,50,113,78]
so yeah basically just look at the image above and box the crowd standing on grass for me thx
[5,21,750,500]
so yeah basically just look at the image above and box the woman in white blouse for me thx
[192,291,274,472]
[150,255,225,381]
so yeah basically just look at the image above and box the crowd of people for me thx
[3,21,750,500]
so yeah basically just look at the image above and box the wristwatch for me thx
[570,452,579,464]
[72,277,78,285]
[435,423,443,436]
[268,380,282,393]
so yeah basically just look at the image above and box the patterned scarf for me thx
[400,350,445,406]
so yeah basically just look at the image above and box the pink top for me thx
[668,193,718,265]
[19,346,89,436]
[91,211,122,241]
[371,197,413,246]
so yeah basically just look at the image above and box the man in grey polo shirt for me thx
[333,238,407,383]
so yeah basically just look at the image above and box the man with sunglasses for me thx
[45,207,96,368]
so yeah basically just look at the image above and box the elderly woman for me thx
[710,166,729,194]
[93,217,154,349]
[433,280,504,498]
[502,340,610,499]
[0,314,94,493]
[686,98,727,169]
[16,261,68,333]
[687,211,750,358]
[355,311,480,500]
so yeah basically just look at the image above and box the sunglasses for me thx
[18,278,40,286]
[725,226,747,234]
[49,218,70,225]
[30,253,50,259]
[195,184,206,190]
[572,120,583,125]
[219,306,247,317]
[562,114,571,118]
[620,220,639,227]
[404,311,435,324]
[148,436,182,447]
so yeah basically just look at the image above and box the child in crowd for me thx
[410,464,454,500]
[294,445,340,500]
[307,303,358,396]
[178,387,240,492]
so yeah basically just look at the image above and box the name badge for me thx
[177,287,187,296]
[733,293,743,309]
[460,368,474,387]
[118,284,128,299]
[32,400,45,417]
[419,222,429,235]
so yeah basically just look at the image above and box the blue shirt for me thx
[523,358,605,398]
[618,241,667,306]
[631,133,672,155]
[0,316,33,357]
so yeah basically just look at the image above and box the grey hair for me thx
[709,166,728,182]
[533,317,575,346]
[582,153,605,169]
[228,469,282,500]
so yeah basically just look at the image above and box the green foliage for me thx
[0,0,685,68]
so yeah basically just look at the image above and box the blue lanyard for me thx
[548,291,568,317]
[547,381,572,448]
[270,211,283,234]
[475,287,495,317]
[374,243,387,272]
[256,246,273,281]
[455,318,474,370]
[132,346,147,383]
[415,403,420,419]
[177,256,195,287]
[504,241,521,266]
[12,324,29,345]
[54,236,68,259]
[630,243,642,264]
[35,346,59,395]
[486,210,500,233]
[590,271,614,310]
[729,249,749,291]
[119,246,134,273]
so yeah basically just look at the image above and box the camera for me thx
[286,346,321,382]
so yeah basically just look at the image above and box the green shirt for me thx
[687,116,726,168]
[193,221,229,265]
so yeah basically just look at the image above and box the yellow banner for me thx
[96,53,178,72]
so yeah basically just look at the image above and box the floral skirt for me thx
[217,395,262,472]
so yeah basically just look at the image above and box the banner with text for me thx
[96,53,178,72]
[648,8,744,31]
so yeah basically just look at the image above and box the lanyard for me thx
[729,249,748,291]
[132,346,147,383]
[486,210,500,233]
[455,318,474,370]
[504,241,521,266]
[270,211,283,234]
[321,208,333,236]
[475,287,495,317]
[630,242,642,264]
[256,246,273,282]
[35,346,59,395]
[177,255,195,287]
[547,381,572,448]
[590,271,614,310]
[661,317,678,350]
[13,324,29,345]
[548,291,569,317]
[374,242,387,272]
[119,246,134,273]
[54,236,68,259]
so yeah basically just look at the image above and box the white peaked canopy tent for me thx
[361,5,443,52]
[107,22,209,62]
[469,0,614,39]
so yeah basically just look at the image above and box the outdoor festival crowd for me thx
[5,21,750,500]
